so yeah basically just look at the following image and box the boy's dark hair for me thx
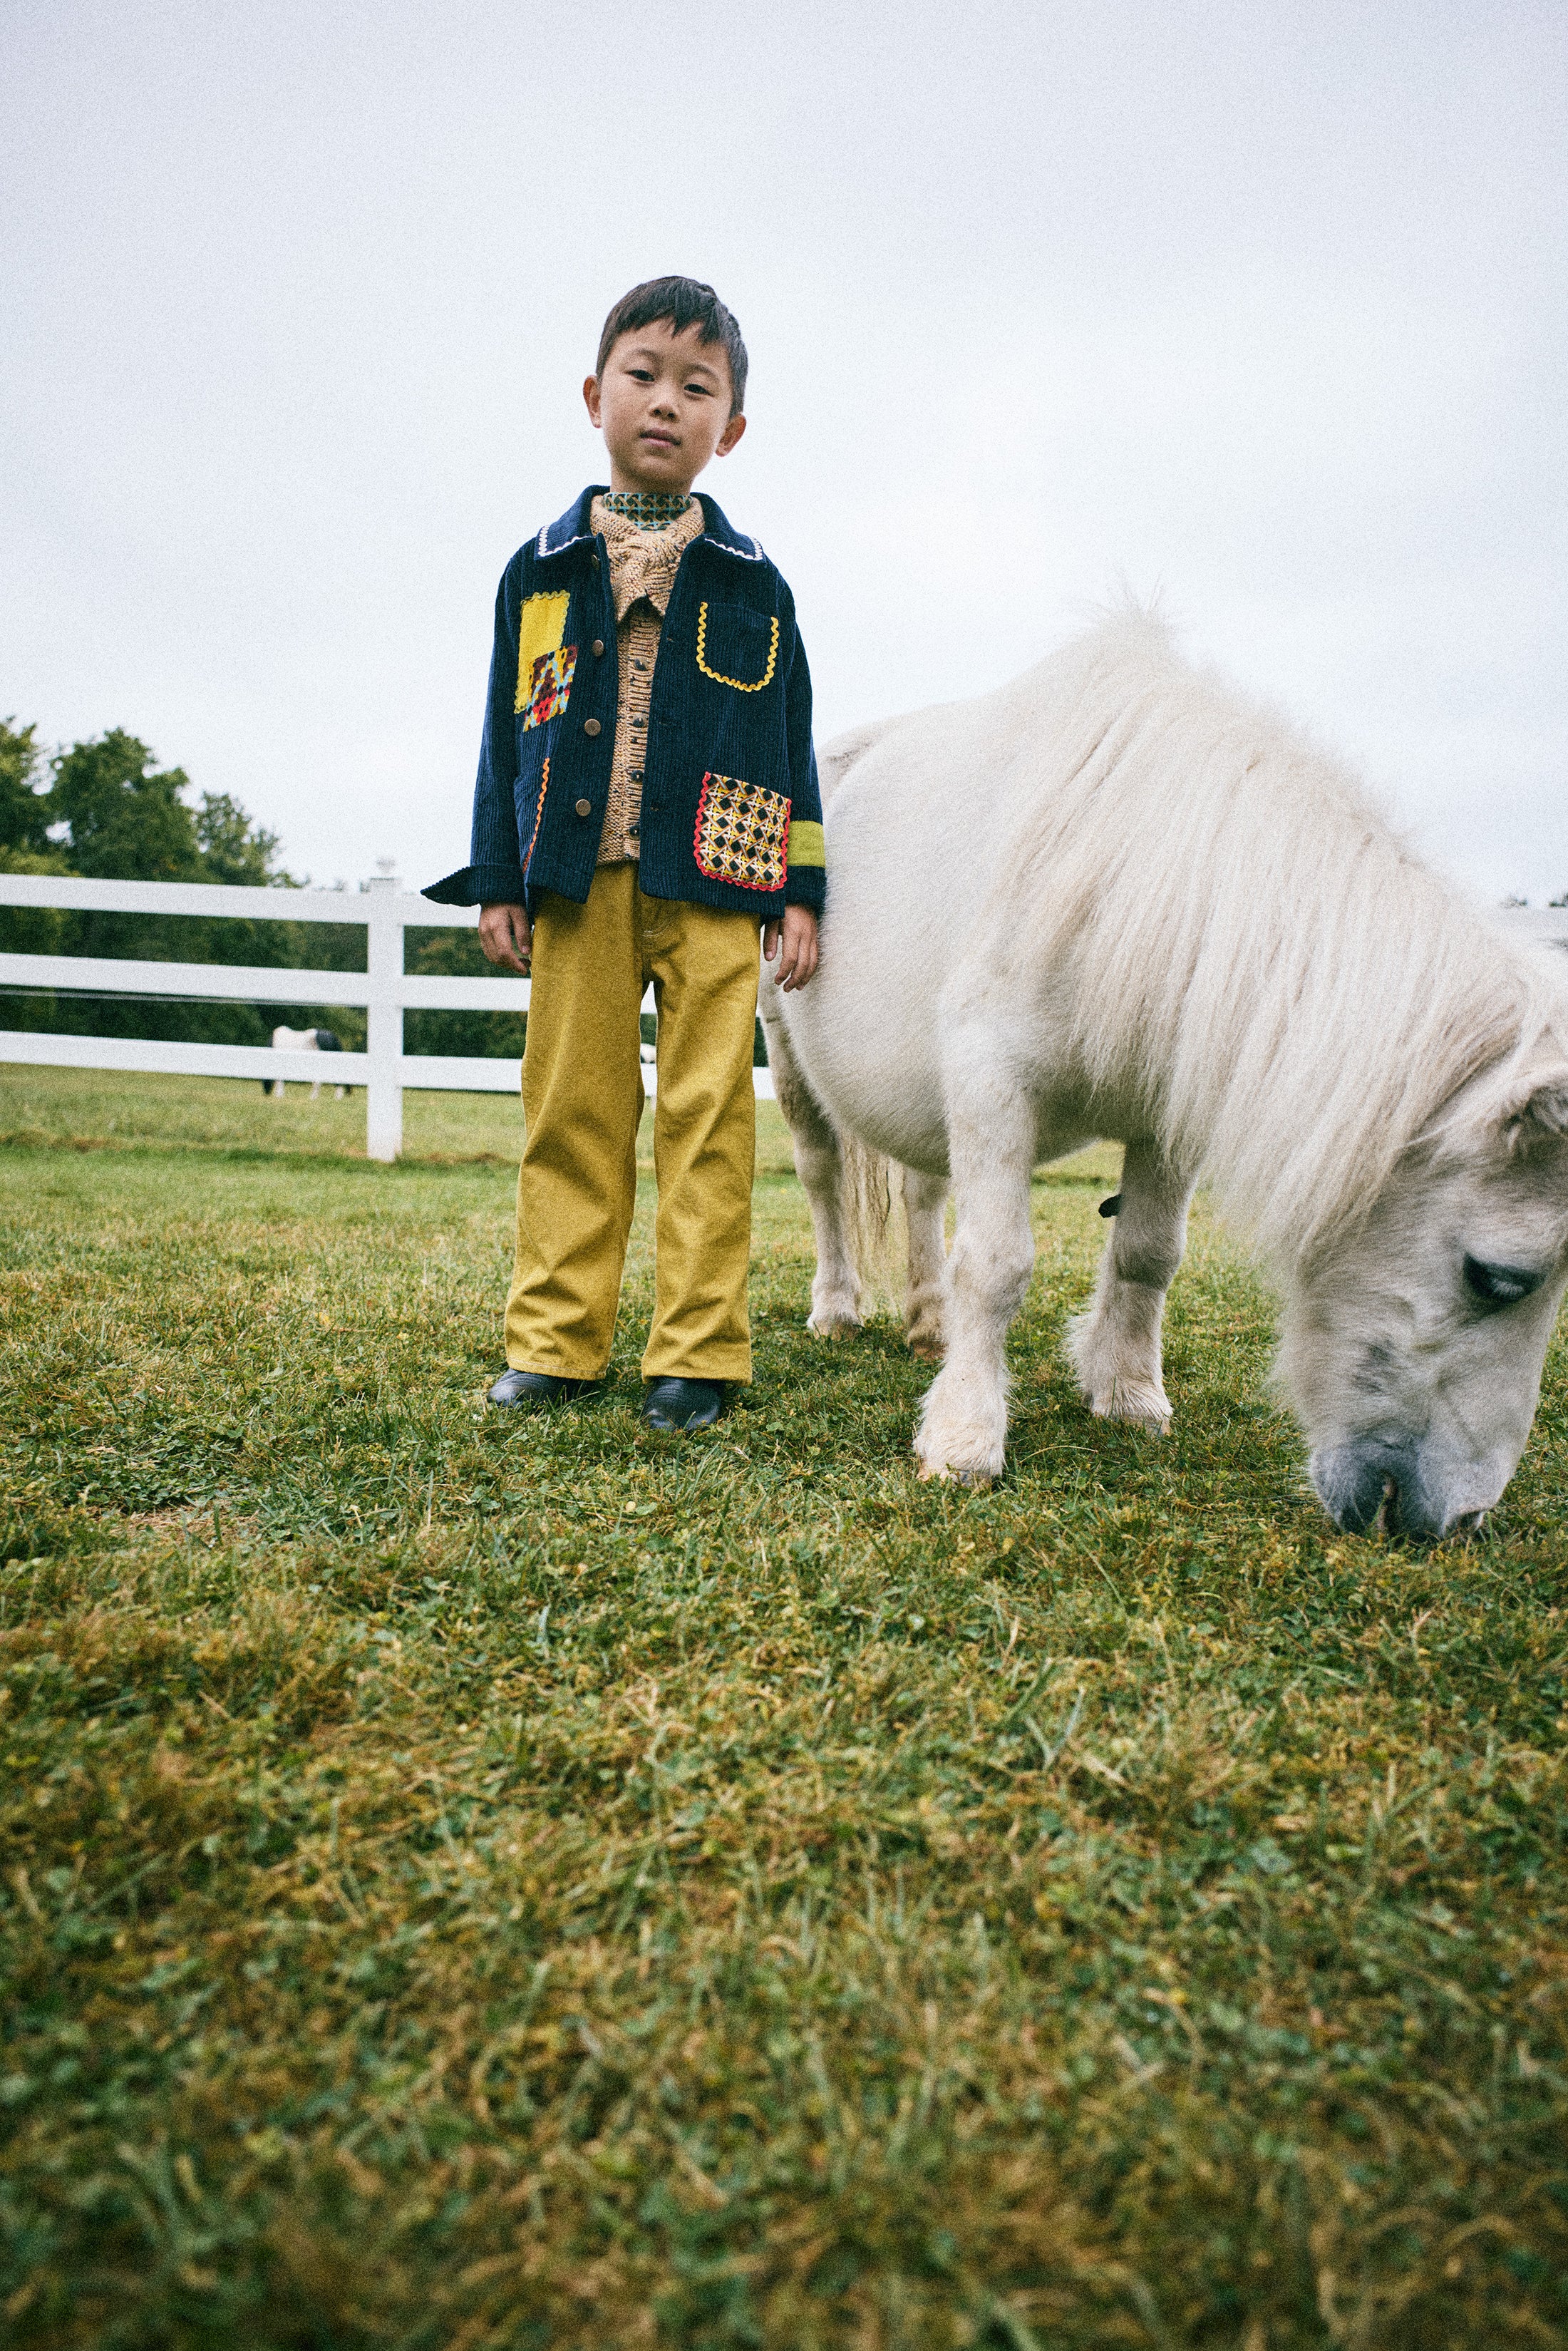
[595,277,748,416]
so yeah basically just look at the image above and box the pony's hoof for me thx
[808,1311,863,1342]
[912,1432,1005,1486]
[1090,1384,1172,1434]
[914,1453,996,1488]
[914,1364,1009,1486]
[907,1333,944,1362]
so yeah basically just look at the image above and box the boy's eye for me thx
[685,383,712,398]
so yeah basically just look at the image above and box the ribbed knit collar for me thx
[599,488,695,533]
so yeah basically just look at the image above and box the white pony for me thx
[262,1026,348,1101]
[763,613,1568,1540]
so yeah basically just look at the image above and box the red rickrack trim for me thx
[692,771,790,892]
[523,758,549,880]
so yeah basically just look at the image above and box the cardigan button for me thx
[582,717,602,737]
[592,639,605,657]
[574,798,592,818]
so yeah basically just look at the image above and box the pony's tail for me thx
[840,1128,905,1313]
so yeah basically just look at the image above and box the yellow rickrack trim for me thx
[785,818,825,868]
[695,602,780,691]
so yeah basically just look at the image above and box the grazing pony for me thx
[762,614,1568,1539]
[262,1026,347,1100]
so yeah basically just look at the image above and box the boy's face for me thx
[584,319,746,495]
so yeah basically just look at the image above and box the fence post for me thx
[363,867,403,1162]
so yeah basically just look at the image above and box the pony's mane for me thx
[1006,610,1568,1267]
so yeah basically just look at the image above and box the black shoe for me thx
[488,1369,601,1407]
[641,1377,725,1432]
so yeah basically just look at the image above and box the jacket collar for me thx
[535,485,765,565]
[536,485,602,558]
[694,492,765,561]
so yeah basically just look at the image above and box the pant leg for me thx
[504,864,644,1376]
[639,888,760,1384]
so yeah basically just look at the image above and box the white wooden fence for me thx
[1,873,1559,1163]
[0,869,775,1161]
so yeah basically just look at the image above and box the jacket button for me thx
[592,639,605,657]
[574,798,592,818]
[590,552,601,568]
[583,717,602,737]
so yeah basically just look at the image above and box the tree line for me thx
[0,719,522,1059]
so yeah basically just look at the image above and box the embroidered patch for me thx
[524,758,549,878]
[695,601,780,691]
[520,647,576,731]
[515,592,571,710]
[693,773,791,892]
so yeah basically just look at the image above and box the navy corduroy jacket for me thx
[423,488,825,921]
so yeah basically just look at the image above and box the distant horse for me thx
[262,1026,348,1100]
[762,613,1568,1539]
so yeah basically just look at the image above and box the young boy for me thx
[425,277,824,1431]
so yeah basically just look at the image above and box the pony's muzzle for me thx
[1309,1440,1452,1542]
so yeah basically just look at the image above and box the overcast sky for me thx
[4,0,1565,902]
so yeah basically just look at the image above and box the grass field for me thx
[2,1064,1567,2350]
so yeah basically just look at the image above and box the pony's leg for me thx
[760,1005,862,1339]
[1067,1138,1192,1431]
[902,1167,948,1361]
[913,1074,1035,1483]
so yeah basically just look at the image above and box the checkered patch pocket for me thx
[521,647,576,731]
[693,773,790,892]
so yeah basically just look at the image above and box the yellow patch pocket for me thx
[515,592,572,713]
[693,774,791,892]
[520,646,576,731]
[695,601,780,692]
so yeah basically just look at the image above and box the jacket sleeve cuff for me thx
[783,870,825,916]
[421,863,527,907]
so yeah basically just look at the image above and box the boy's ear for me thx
[583,376,603,428]
[716,412,746,458]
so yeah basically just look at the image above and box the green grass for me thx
[1,1064,1566,2349]
[0,1064,527,1164]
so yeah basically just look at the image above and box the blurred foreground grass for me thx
[1,1066,1566,2348]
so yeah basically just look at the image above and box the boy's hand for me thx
[479,902,532,974]
[763,905,819,992]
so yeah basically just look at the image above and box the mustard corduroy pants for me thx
[505,862,761,1383]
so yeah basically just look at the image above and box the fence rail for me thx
[1,873,1558,1161]
[0,870,774,1159]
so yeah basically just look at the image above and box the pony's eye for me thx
[1463,1255,1542,1309]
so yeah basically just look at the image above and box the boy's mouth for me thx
[640,429,679,451]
